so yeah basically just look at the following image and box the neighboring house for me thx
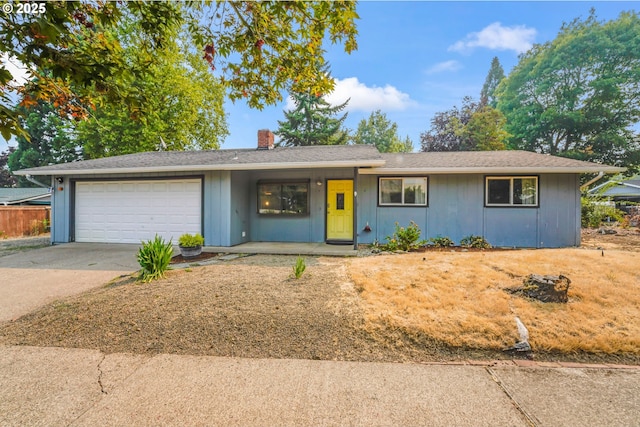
[0,188,51,206]
[590,177,640,204]
[14,130,624,248]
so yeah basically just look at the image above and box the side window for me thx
[486,176,538,206]
[379,177,428,206]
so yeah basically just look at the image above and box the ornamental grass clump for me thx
[178,233,204,248]
[292,256,306,279]
[138,234,173,282]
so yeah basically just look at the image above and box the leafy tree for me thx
[0,146,16,187]
[352,110,414,152]
[0,1,184,140]
[77,21,228,158]
[462,106,510,151]
[420,97,479,152]
[480,57,506,108]
[276,92,349,146]
[1,1,359,140]
[8,102,80,187]
[496,10,640,169]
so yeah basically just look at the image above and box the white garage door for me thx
[75,179,202,244]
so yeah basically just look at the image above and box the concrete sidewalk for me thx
[0,345,638,427]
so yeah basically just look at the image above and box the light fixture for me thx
[56,177,64,184]
[316,180,323,186]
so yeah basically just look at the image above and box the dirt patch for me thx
[581,227,640,251]
[1,232,638,365]
[0,256,456,362]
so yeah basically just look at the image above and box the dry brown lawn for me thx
[350,245,640,356]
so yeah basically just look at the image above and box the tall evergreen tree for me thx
[276,92,349,146]
[480,57,506,108]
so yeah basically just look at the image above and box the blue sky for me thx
[2,1,638,153]
[223,1,638,151]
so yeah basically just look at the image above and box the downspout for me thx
[25,174,52,190]
[580,171,605,192]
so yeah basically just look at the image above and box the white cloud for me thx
[0,53,31,86]
[448,22,536,54]
[286,78,415,112]
[425,60,463,75]
[323,77,416,112]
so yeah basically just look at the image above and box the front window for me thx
[379,177,427,206]
[486,176,538,206]
[258,181,309,215]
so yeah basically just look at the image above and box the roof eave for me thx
[16,160,386,176]
[358,166,626,175]
[1,194,51,205]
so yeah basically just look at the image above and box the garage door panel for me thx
[75,179,202,244]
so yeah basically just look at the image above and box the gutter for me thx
[15,160,387,176]
[580,171,605,191]
[358,167,625,175]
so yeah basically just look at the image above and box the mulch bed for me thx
[170,252,218,264]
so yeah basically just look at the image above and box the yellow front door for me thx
[326,180,354,242]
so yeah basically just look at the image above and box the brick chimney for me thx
[257,129,274,150]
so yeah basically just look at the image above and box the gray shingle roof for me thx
[371,150,624,174]
[0,188,51,205]
[601,179,640,197]
[15,145,385,175]
[15,146,624,176]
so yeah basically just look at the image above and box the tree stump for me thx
[507,274,571,303]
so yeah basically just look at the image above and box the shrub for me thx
[383,221,424,251]
[428,236,454,248]
[460,235,492,249]
[138,235,173,282]
[581,197,626,228]
[292,256,306,279]
[178,233,204,247]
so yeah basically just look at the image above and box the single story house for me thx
[15,130,624,248]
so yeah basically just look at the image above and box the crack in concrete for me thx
[97,354,107,395]
[486,367,540,427]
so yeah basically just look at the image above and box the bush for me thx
[460,235,492,249]
[581,197,626,228]
[292,256,306,279]
[383,221,424,251]
[428,236,454,248]
[138,235,173,282]
[178,233,204,247]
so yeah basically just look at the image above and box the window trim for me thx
[257,179,310,216]
[485,175,539,207]
[378,177,429,207]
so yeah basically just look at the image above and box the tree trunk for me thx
[507,274,571,303]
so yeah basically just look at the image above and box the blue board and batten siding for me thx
[357,173,581,248]
[246,168,354,243]
[49,169,581,248]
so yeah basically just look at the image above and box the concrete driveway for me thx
[0,243,140,322]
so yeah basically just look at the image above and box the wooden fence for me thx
[0,206,51,238]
